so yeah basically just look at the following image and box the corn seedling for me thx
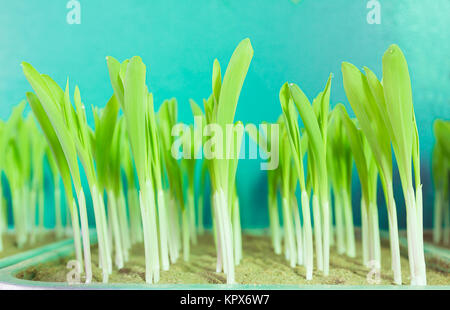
[327,106,355,258]
[5,39,437,287]
[432,120,450,245]
[341,44,427,285]
[282,77,332,276]
[337,104,381,268]
[46,144,65,238]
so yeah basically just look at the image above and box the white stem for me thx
[214,192,227,274]
[188,188,197,245]
[139,180,160,284]
[406,186,427,286]
[282,197,296,268]
[38,189,44,234]
[107,191,124,269]
[369,201,381,268]
[322,199,330,276]
[93,186,111,279]
[127,188,143,244]
[361,199,369,267]
[387,185,402,285]
[157,189,170,270]
[70,200,84,272]
[30,189,37,244]
[118,192,131,260]
[301,191,313,280]
[214,200,223,273]
[233,199,242,265]
[76,189,92,284]
[291,198,303,266]
[334,192,346,254]
[433,191,442,244]
[312,194,323,271]
[342,190,355,258]
[0,189,4,251]
[54,181,63,238]
[182,208,190,262]
[198,194,204,235]
[269,195,282,255]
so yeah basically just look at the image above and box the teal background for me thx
[0,0,449,230]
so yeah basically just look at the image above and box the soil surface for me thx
[17,234,449,285]
[0,232,59,259]
[422,231,450,250]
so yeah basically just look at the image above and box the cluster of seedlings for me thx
[432,120,450,245]
[0,102,70,253]
[250,43,428,285]
[0,38,446,286]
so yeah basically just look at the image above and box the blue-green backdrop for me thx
[1,0,449,229]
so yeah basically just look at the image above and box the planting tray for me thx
[0,231,448,290]
[0,237,73,270]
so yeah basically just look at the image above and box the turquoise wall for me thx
[1,0,449,229]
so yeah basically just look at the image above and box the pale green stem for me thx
[70,199,84,273]
[92,186,111,279]
[127,188,142,244]
[291,196,303,266]
[334,192,346,254]
[107,191,124,269]
[182,208,190,262]
[198,193,204,235]
[37,188,44,240]
[369,201,381,268]
[233,198,242,265]
[12,188,26,248]
[312,194,323,271]
[188,186,197,246]
[139,180,160,283]
[157,189,170,270]
[322,198,330,276]
[361,199,369,267]
[433,191,442,244]
[212,198,223,273]
[220,189,235,284]
[30,189,37,244]
[405,186,426,286]
[282,196,296,268]
[0,185,3,252]
[269,194,282,255]
[386,183,402,285]
[301,191,313,280]
[118,192,131,260]
[166,194,180,263]
[54,178,63,238]
[76,189,92,283]
[342,190,355,258]
[444,205,450,245]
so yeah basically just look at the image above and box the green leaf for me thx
[123,56,149,184]
[26,92,74,205]
[22,62,82,190]
[288,83,327,196]
[216,38,253,131]
[341,61,392,183]
[382,44,414,185]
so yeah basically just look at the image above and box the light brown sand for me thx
[17,234,449,285]
[0,232,58,259]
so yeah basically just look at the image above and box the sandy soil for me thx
[17,234,449,285]
[0,232,59,259]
